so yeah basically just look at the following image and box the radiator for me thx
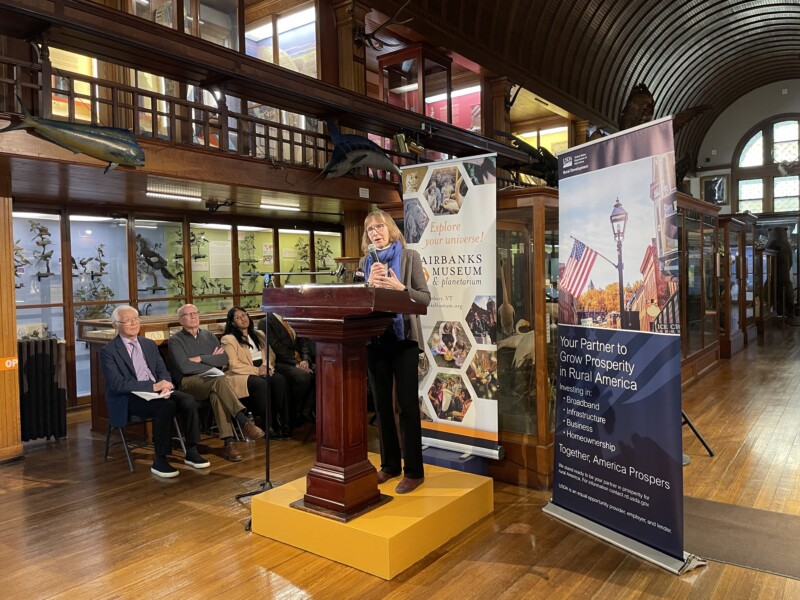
[18,339,67,441]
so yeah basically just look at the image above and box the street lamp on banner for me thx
[610,198,629,329]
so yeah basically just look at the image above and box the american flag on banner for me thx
[560,239,598,299]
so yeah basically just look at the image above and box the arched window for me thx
[733,115,800,213]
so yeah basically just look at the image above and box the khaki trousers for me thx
[180,375,245,439]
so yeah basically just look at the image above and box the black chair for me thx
[104,415,187,472]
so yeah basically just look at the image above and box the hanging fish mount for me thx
[0,96,145,174]
[319,118,401,180]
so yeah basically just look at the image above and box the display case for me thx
[753,211,799,319]
[676,192,721,387]
[78,309,263,433]
[718,212,758,357]
[378,44,452,125]
[489,187,559,489]
[754,248,778,335]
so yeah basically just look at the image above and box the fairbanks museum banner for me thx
[401,154,501,460]
[544,118,695,573]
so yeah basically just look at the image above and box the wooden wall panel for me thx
[0,186,23,461]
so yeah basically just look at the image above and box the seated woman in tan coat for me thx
[221,307,291,440]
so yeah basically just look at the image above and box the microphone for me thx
[368,243,382,266]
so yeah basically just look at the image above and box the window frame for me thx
[732,113,800,213]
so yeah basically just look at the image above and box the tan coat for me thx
[220,330,275,399]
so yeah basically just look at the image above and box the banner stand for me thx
[543,502,706,575]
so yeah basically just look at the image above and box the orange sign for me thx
[0,357,19,371]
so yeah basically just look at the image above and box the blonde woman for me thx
[360,209,431,494]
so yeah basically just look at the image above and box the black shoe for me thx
[184,448,211,469]
[151,456,179,478]
[279,430,292,441]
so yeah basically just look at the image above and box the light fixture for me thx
[425,85,481,104]
[517,126,568,138]
[13,212,60,220]
[261,203,300,212]
[390,83,419,94]
[69,215,115,222]
[315,231,341,237]
[192,223,231,230]
[146,191,202,202]
[279,229,310,234]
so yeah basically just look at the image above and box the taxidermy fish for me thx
[320,119,401,179]
[0,98,145,173]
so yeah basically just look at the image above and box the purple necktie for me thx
[128,340,154,382]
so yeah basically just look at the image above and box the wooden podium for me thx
[261,285,427,522]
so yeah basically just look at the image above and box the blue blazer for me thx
[99,335,173,428]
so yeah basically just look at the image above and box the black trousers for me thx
[274,362,315,423]
[366,339,424,479]
[241,375,269,420]
[240,373,290,433]
[127,390,201,457]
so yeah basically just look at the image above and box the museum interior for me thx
[0,0,799,597]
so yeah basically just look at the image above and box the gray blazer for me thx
[360,247,431,350]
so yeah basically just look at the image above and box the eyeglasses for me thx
[232,312,249,321]
[115,317,141,325]
[179,311,199,318]
[366,223,387,234]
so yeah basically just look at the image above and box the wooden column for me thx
[332,0,368,94]
[0,173,23,462]
[344,208,367,258]
[573,119,590,145]
[488,76,513,142]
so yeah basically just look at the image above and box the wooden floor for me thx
[2,326,800,599]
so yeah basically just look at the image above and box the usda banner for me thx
[545,119,691,572]
[401,154,500,460]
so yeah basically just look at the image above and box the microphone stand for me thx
[235,314,281,531]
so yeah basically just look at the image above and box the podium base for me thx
[251,454,494,579]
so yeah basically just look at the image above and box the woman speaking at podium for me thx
[360,209,431,494]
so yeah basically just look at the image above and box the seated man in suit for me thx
[100,305,209,478]
[169,304,265,462]
[258,313,316,427]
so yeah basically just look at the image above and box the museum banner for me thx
[401,154,501,459]
[545,118,687,568]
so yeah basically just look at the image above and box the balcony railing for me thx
[0,51,419,183]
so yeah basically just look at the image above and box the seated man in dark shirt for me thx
[100,305,209,478]
[258,313,315,426]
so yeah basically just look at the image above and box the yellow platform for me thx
[251,454,494,579]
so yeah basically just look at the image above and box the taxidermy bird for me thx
[498,257,516,339]
[320,119,401,179]
[78,256,93,273]
[136,235,174,280]
[494,130,558,187]
[14,240,30,274]
[618,83,656,130]
[590,83,710,139]
[497,319,536,368]
[136,235,173,289]
[1,96,144,173]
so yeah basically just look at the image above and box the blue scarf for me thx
[365,241,405,341]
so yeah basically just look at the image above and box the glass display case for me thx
[675,193,721,387]
[753,211,799,319]
[238,226,274,309]
[754,248,777,335]
[718,212,758,357]
[378,44,452,125]
[190,222,234,314]
[489,187,559,489]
